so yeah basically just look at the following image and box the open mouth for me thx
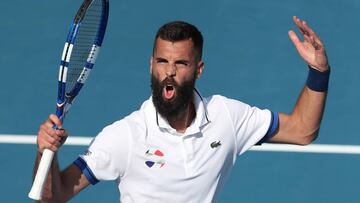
[163,85,175,100]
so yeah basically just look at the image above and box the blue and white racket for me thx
[28,0,109,200]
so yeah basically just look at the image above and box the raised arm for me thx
[33,114,90,203]
[269,16,330,145]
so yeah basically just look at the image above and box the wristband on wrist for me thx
[306,65,330,92]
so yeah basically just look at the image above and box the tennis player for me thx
[33,16,330,202]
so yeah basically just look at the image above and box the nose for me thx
[166,64,176,77]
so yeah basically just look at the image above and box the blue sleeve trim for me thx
[73,157,99,185]
[256,111,279,145]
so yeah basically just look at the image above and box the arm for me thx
[33,114,90,203]
[269,16,329,145]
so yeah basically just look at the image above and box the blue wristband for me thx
[306,65,330,92]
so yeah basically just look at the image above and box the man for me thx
[34,16,330,202]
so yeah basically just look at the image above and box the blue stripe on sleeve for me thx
[256,111,279,145]
[73,157,99,185]
[267,112,279,137]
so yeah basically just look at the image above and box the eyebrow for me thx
[154,57,190,64]
[154,57,168,62]
[175,59,190,65]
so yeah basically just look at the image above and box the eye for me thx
[175,60,189,66]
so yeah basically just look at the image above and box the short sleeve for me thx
[73,120,131,184]
[222,97,276,155]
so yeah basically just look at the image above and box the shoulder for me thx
[203,94,270,128]
[95,98,152,143]
[204,94,250,112]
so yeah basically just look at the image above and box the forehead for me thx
[153,38,195,59]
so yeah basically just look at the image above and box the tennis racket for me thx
[28,0,109,200]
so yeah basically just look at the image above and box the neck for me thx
[167,102,195,133]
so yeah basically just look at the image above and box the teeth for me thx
[166,85,173,90]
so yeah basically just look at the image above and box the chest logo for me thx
[210,141,221,149]
[145,149,165,168]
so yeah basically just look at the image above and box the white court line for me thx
[250,143,360,154]
[1,134,360,154]
[0,135,92,146]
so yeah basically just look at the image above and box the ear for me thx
[196,60,204,79]
[150,56,153,74]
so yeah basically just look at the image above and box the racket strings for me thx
[66,0,103,94]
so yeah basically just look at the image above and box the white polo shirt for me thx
[74,89,279,203]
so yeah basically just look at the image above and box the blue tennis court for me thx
[1,0,359,202]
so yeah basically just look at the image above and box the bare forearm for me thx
[269,17,330,145]
[292,85,327,136]
[33,152,65,203]
[272,85,327,145]
[33,115,89,202]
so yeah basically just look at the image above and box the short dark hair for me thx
[153,21,203,60]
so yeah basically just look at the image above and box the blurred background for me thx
[1,0,359,202]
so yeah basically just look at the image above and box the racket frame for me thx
[28,0,109,200]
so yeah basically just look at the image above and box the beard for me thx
[151,74,196,118]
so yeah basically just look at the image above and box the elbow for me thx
[296,129,319,146]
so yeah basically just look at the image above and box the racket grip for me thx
[28,149,55,200]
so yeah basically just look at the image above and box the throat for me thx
[167,103,195,133]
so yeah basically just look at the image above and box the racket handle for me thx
[28,149,55,200]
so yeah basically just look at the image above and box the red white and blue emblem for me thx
[145,149,165,168]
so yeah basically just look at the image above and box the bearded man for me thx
[33,17,330,203]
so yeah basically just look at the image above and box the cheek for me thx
[151,66,166,81]
[179,66,197,78]
[176,69,196,83]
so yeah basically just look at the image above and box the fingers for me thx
[293,16,307,35]
[58,129,69,145]
[292,16,324,50]
[290,16,329,71]
[300,18,322,43]
[288,30,305,53]
[37,114,68,153]
[45,114,63,129]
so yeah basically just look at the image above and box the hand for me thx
[37,114,68,153]
[288,16,329,72]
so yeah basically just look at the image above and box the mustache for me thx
[151,74,195,118]
[160,77,178,87]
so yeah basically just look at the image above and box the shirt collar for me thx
[155,88,211,135]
